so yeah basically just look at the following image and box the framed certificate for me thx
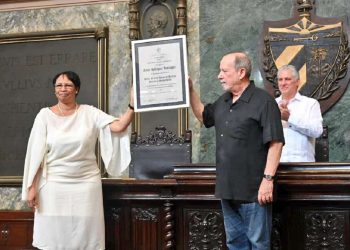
[131,35,189,112]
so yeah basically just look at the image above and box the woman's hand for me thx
[27,184,39,210]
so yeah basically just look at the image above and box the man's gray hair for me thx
[277,65,300,80]
[233,53,252,78]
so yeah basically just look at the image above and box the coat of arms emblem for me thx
[259,0,350,113]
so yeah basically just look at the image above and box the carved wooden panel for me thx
[105,206,127,250]
[184,208,225,250]
[110,207,122,221]
[132,207,160,250]
[271,213,283,250]
[304,210,347,250]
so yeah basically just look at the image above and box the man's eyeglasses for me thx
[55,83,75,89]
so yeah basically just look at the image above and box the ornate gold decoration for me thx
[296,0,315,19]
[262,36,280,96]
[129,0,140,41]
[313,32,350,100]
[176,0,186,35]
[94,26,108,39]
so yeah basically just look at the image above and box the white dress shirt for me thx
[276,93,323,162]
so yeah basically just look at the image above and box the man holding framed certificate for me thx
[189,52,284,250]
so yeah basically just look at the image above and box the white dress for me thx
[21,105,131,250]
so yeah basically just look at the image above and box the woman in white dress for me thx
[21,71,134,250]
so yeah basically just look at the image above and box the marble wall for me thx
[1,0,350,209]
[198,0,350,163]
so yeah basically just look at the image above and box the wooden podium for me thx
[1,163,350,249]
[103,163,350,250]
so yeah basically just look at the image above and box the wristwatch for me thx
[263,174,275,181]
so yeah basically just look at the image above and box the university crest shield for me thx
[259,0,350,113]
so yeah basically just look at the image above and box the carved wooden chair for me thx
[129,126,192,179]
